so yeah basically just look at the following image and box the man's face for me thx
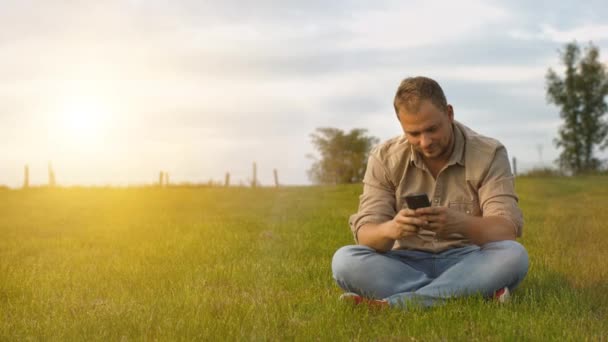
[397,100,454,161]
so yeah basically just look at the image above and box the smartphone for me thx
[404,193,431,210]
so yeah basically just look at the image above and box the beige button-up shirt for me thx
[349,121,523,253]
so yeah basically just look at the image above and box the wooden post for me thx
[48,163,56,188]
[159,171,164,187]
[273,169,279,188]
[225,172,230,187]
[23,165,29,189]
[512,157,517,176]
[252,162,257,188]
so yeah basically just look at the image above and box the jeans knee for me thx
[485,240,529,278]
[331,245,373,280]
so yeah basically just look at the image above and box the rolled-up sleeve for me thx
[348,154,396,242]
[478,146,524,237]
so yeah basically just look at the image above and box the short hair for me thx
[393,76,448,116]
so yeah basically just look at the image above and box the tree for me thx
[307,127,379,184]
[546,41,608,174]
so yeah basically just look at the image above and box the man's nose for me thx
[420,134,432,148]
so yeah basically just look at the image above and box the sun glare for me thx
[63,102,104,138]
[51,96,113,151]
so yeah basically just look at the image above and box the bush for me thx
[521,167,564,177]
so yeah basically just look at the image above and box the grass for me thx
[0,177,607,341]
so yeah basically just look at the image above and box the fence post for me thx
[252,162,257,188]
[159,171,164,187]
[512,157,517,176]
[273,169,279,188]
[48,163,56,188]
[23,165,29,189]
[225,172,230,187]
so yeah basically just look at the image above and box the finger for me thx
[424,215,444,223]
[415,206,434,213]
[398,225,419,237]
[399,225,418,233]
[399,208,417,217]
[426,222,443,229]
[417,215,431,223]
[395,216,428,226]
[399,232,418,239]
[422,206,448,215]
[395,228,417,239]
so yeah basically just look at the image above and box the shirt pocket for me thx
[448,200,481,216]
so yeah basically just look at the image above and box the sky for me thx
[1,0,608,187]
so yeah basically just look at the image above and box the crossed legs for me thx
[332,240,529,308]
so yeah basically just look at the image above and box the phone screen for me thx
[404,193,431,209]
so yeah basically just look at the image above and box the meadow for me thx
[0,177,607,341]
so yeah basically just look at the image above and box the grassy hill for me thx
[1,177,607,340]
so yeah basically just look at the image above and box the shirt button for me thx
[433,199,439,204]
[466,210,471,214]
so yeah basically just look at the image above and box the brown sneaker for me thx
[339,292,390,309]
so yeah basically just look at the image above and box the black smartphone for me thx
[404,193,431,210]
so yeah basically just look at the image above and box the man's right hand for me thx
[357,209,428,252]
[384,208,428,240]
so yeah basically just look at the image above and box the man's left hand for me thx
[415,206,470,239]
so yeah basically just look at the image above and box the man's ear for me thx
[446,105,454,122]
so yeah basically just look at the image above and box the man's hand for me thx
[415,206,469,239]
[384,209,428,240]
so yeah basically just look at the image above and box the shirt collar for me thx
[408,122,465,169]
[448,122,465,166]
[409,144,423,168]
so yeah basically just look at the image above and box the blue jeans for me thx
[332,240,529,308]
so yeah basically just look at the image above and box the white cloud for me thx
[339,0,510,49]
[3,1,608,186]
[509,24,608,43]
[418,65,546,83]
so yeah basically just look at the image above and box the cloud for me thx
[337,0,511,49]
[2,0,608,186]
[510,24,608,43]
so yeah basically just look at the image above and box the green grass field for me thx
[1,177,607,341]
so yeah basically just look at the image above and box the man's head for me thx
[393,76,455,161]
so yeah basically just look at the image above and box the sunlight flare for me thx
[48,93,116,153]
[61,99,107,140]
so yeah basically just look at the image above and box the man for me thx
[331,76,529,309]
